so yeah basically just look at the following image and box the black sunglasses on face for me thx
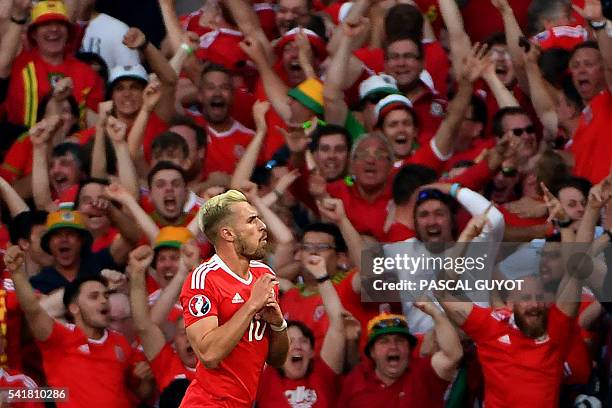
[511,125,536,137]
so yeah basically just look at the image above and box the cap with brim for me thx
[28,1,74,43]
[374,94,414,127]
[154,226,193,251]
[108,64,149,87]
[359,74,399,102]
[287,78,324,116]
[365,320,417,357]
[40,210,92,254]
[274,28,328,60]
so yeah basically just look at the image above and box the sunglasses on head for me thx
[416,188,445,203]
[511,125,535,137]
[372,317,408,331]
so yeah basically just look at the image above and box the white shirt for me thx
[81,13,141,71]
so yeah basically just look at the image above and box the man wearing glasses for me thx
[338,310,462,407]
[491,106,539,166]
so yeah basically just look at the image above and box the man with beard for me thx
[179,190,288,407]
[128,245,198,393]
[5,246,155,407]
[196,64,255,177]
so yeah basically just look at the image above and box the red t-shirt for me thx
[204,120,255,176]
[444,137,495,172]
[2,275,23,372]
[0,367,43,408]
[6,51,104,128]
[256,358,339,408]
[338,357,449,408]
[411,88,447,146]
[461,304,573,408]
[571,90,612,184]
[179,255,278,407]
[383,223,416,243]
[0,132,32,183]
[37,321,144,408]
[150,342,196,392]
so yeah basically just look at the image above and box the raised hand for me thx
[181,239,200,271]
[252,100,270,133]
[316,197,346,224]
[308,171,327,199]
[97,101,115,127]
[127,245,154,279]
[341,310,362,342]
[303,254,327,279]
[414,301,443,317]
[12,0,33,20]
[239,36,267,65]
[458,213,491,242]
[541,182,569,224]
[30,116,61,146]
[239,181,259,203]
[587,173,612,209]
[277,125,311,154]
[142,74,161,112]
[573,0,604,22]
[105,116,128,143]
[503,196,549,218]
[490,0,511,13]
[295,27,313,62]
[104,183,132,204]
[461,42,492,84]
[101,269,128,292]
[4,246,25,276]
[132,361,154,382]
[123,28,148,50]
[53,77,73,101]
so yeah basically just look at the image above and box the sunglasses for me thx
[416,188,445,203]
[501,167,518,178]
[372,317,408,331]
[511,125,535,137]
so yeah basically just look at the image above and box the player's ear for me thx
[68,302,80,318]
[219,226,235,242]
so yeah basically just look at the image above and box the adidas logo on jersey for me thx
[232,293,244,304]
[497,335,511,345]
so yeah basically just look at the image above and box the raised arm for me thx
[576,174,612,243]
[31,116,62,212]
[523,45,558,137]
[127,78,161,174]
[481,50,521,108]
[415,301,463,381]
[0,177,28,217]
[223,0,273,63]
[106,116,139,198]
[5,246,54,341]
[438,0,472,79]
[579,0,612,93]
[240,37,292,124]
[127,245,168,361]
[230,101,270,189]
[0,0,27,79]
[123,28,178,122]
[90,101,112,179]
[157,0,188,52]
[304,254,346,374]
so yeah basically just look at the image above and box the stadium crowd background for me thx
[0,0,611,406]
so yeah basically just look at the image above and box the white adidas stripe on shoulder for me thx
[250,261,276,275]
[191,260,220,290]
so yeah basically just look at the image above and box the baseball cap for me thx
[108,64,149,87]
[365,313,416,357]
[40,210,92,254]
[274,28,328,60]
[374,94,414,126]
[154,227,194,251]
[358,74,399,105]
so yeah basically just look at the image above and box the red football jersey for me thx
[256,358,339,408]
[150,342,196,392]
[461,304,573,408]
[179,255,278,407]
[2,275,23,371]
[37,321,144,408]
[0,367,43,408]
[203,120,255,176]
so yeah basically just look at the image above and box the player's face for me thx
[49,229,83,268]
[351,137,393,191]
[200,71,233,125]
[558,187,586,222]
[33,22,68,56]
[501,113,538,160]
[150,169,187,221]
[283,326,315,380]
[313,133,349,181]
[229,202,268,260]
[299,231,338,276]
[112,79,145,118]
[276,0,310,35]
[371,334,410,380]
[108,292,136,343]
[49,153,80,194]
[385,39,423,90]
[78,183,111,234]
[381,109,417,159]
[175,319,197,368]
[508,276,549,339]
[415,200,453,243]
[73,281,111,330]
[154,247,181,288]
[282,42,307,87]
[569,47,605,103]
[29,224,54,267]
[490,44,515,87]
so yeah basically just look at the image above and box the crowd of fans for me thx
[0,0,611,406]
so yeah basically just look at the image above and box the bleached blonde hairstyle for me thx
[198,190,248,243]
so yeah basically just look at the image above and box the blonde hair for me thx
[198,189,247,243]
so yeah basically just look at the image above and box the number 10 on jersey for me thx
[248,320,267,342]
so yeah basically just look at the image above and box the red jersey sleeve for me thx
[37,321,74,350]
[406,139,446,173]
[0,134,32,182]
[460,305,499,343]
[180,264,221,328]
